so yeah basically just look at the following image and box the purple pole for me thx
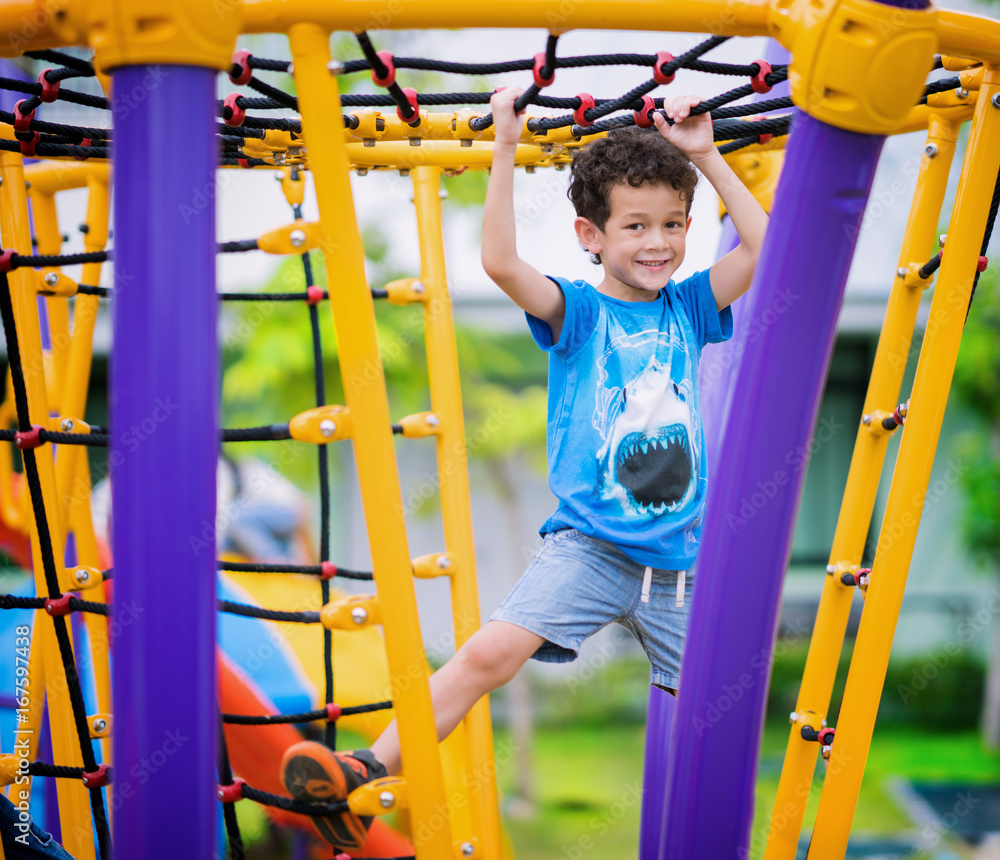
[111,65,218,856]
[658,113,885,858]
[639,43,793,859]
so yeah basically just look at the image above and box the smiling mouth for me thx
[614,424,693,514]
[637,260,668,269]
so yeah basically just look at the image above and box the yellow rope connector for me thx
[397,412,442,438]
[320,594,381,630]
[288,405,353,444]
[383,278,430,306]
[88,714,111,739]
[36,271,77,298]
[257,220,322,255]
[348,775,409,816]
[69,566,104,590]
[412,552,455,579]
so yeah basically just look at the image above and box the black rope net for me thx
[0,32,984,860]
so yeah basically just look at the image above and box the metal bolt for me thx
[275,172,284,181]
[436,555,451,570]
[44,272,58,287]
[825,564,836,574]
[326,60,345,75]
[319,419,337,437]
[554,163,567,171]
[461,844,475,857]
[273,151,287,166]
[955,87,969,99]
[399,169,410,177]
[924,142,938,158]
[789,711,799,724]
[92,718,106,733]
[76,569,90,584]
[351,606,368,624]
[425,413,439,427]
[460,138,473,147]
[412,281,425,294]
[525,166,536,174]
[356,168,369,176]
[896,267,907,278]
[439,189,448,200]
[992,93,1000,109]
[861,414,871,425]
[378,790,395,808]
[60,418,74,431]
[363,138,376,148]
[939,233,947,247]
[408,137,421,146]
[286,63,294,76]
[289,229,307,248]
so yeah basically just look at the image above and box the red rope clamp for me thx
[12,100,35,134]
[758,132,773,145]
[751,59,773,94]
[533,52,555,88]
[230,50,253,86]
[224,93,246,128]
[19,132,40,158]
[216,778,245,804]
[397,88,419,123]
[633,94,656,128]
[72,138,92,162]
[653,52,676,85]
[573,93,596,128]
[37,69,60,103]
[371,51,396,87]
[977,255,989,273]
[82,763,110,789]
[237,157,250,169]
[0,250,14,273]
[319,560,337,579]
[325,702,342,721]
[44,594,72,617]
[818,727,836,746]
[15,425,43,450]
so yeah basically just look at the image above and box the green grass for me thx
[494,723,1000,860]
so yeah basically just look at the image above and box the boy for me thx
[280,87,769,850]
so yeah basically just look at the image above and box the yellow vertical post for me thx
[288,24,453,858]
[28,192,69,412]
[807,67,1000,858]
[412,165,503,860]
[0,151,94,858]
[764,112,961,859]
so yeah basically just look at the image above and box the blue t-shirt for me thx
[526,269,732,570]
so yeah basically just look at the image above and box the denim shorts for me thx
[490,528,694,690]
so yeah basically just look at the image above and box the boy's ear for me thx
[574,216,603,255]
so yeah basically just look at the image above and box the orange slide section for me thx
[219,653,415,857]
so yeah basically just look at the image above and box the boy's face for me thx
[575,182,691,302]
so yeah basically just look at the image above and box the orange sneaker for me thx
[280,742,387,849]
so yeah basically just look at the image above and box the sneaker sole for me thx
[280,745,368,849]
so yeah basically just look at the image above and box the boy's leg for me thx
[371,619,543,774]
[281,620,543,848]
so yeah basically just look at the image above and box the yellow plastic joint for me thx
[861,409,899,435]
[771,0,937,133]
[383,278,430,306]
[89,714,112,739]
[825,560,859,579]
[257,221,322,255]
[321,595,381,630]
[69,566,104,590]
[412,552,455,579]
[289,406,353,444]
[788,708,826,734]
[83,0,241,72]
[48,416,91,435]
[278,167,306,207]
[941,56,982,71]
[451,111,486,143]
[348,776,408,816]
[37,271,77,298]
[897,261,934,289]
[398,412,442,438]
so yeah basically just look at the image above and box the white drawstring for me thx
[676,568,686,607]
[641,566,653,603]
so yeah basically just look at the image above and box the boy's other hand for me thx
[653,95,714,162]
[491,86,526,147]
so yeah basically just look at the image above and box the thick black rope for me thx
[222,424,293,442]
[25,50,95,75]
[240,782,349,816]
[219,560,373,580]
[217,721,246,860]
[357,32,420,125]
[0,428,109,446]
[222,700,392,725]
[0,274,112,860]
[218,600,321,624]
[0,594,111,615]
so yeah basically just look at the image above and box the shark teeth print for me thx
[614,424,694,514]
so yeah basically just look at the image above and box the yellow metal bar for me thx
[807,65,1000,859]
[22,161,109,195]
[936,9,1000,65]
[243,0,771,37]
[763,110,961,860]
[0,150,94,859]
[28,191,69,411]
[412,166,503,859]
[287,23,453,858]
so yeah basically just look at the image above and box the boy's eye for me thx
[627,223,643,231]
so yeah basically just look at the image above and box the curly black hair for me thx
[567,127,698,263]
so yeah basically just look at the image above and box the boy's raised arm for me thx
[654,96,769,312]
[482,88,566,338]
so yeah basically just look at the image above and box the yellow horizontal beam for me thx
[23,161,109,195]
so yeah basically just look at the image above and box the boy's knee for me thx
[456,630,524,689]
